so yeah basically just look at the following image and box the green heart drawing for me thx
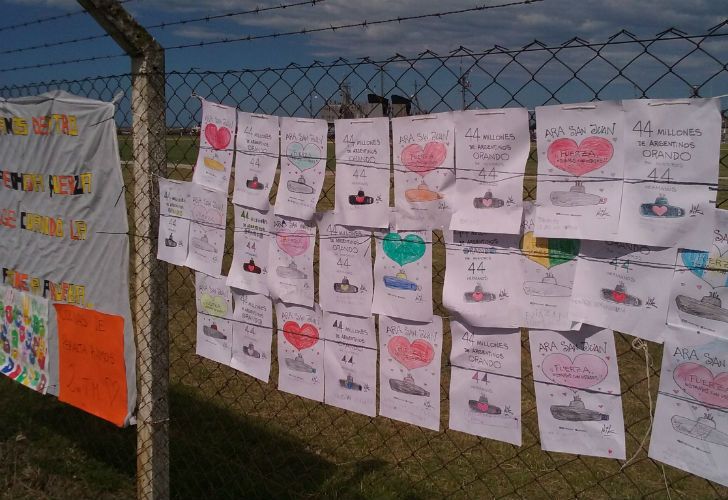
[287,142,322,171]
[200,293,228,317]
[382,233,426,267]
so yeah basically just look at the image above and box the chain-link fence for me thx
[2,21,728,499]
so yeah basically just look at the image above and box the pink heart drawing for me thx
[276,230,310,257]
[541,353,609,389]
[652,205,668,216]
[205,123,231,150]
[673,362,728,409]
[401,142,447,177]
[482,198,493,207]
[547,136,614,176]
[388,336,435,371]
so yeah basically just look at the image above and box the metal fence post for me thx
[76,1,168,499]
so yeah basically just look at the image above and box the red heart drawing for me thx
[355,195,365,203]
[673,362,728,409]
[482,198,493,208]
[542,353,609,389]
[205,123,231,150]
[547,136,614,176]
[612,291,627,303]
[472,291,484,302]
[282,321,319,351]
[401,142,447,177]
[276,231,310,257]
[652,205,668,216]
[474,401,489,412]
[388,336,435,370]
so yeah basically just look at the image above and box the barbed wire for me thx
[0,0,133,34]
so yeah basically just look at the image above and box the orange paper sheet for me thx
[55,304,128,426]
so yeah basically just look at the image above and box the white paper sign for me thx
[379,315,443,431]
[668,209,728,335]
[276,301,324,402]
[450,108,530,234]
[529,326,625,459]
[618,98,721,247]
[518,202,580,330]
[184,183,227,276]
[535,101,624,240]
[317,211,373,317]
[392,112,455,230]
[275,117,328,220]
[570,241,677,343]
[448,320,521,445]
[372,215,432,322]
[157,178,191,266]
[334,117,390,228]
[193,99,236,193]
[323,312,377,417]
[195,272,233,365]
[231,290,273,382]
[649,327,728,487]
[268,215,316,307]
[232,111,279,210]
[443,230,523,328]
[227,205,272,294]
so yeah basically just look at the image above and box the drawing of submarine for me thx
[671,414,728,447]
[245,176,265,190]
[276,261,308,279]
[243,259,262,274]
[339,374,363,391]
[242,343,261,358]
[405,183,443,202]
[287,175,315,194]
[601,282,642,306]
[523,273,572,297]
[675,292,728,324]
[203,323,227,340]
[473,191,504,209]
[191,233,215,253]
[334,277,359,293]
[468,395,502,415]
[640,195,685,218]
[389,374,430,396]
[165,234,178,247]
[550,394,609,422]
[384,271,419,291]
[464,284,496,303]
[285,353,316,373]
[550,181,606,207]
[349,190,374,205]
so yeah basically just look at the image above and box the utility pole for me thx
[76,1,169,499]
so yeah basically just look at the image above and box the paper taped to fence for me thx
[649,327,728,487]
[195,272,233,365]
[268,215,316,307]
[450,107,530,234]
[448,320,522,445]
[0,91,134,424]
[529,326,625,459]
[276,301,324,402]
[231,290,273,383]
[157,178,192,266]
[227,205,272,294]
[233,111,279,210]
[193,98,236,193]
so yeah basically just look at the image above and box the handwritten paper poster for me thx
[443,231,523,328]
[195,272,233,365]
[323,312,377,417]
[56,304,128,426]
[448,320,521,445]
[184,183,227,276]
[535,101,624,240]
[649,327,728,487]
[334,117,391,228]
[570,241,677,343]
[392,112,455,230]
[157,178,191,266]
[668,209,728,335]
[372,217,432,322]
[193,98,236,193]
[317,211,373,317]
[227,205,272,294]
[268,215,315,307]
[276,301,324,402]
[529,327,625,459]
[231,290,273,382]
[275,117,328,220]
[618,98,721,247]
[0,285,49,394]
[379,315,443,431]
[233,111,279,210]
[518,202,580,330]
[451,108,530,234]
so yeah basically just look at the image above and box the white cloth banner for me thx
[232,111,279,210]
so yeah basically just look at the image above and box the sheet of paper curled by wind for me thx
[268,215,316,307]
[233,111,279,210]
[276,301,324,402]
[193,98,236,193]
